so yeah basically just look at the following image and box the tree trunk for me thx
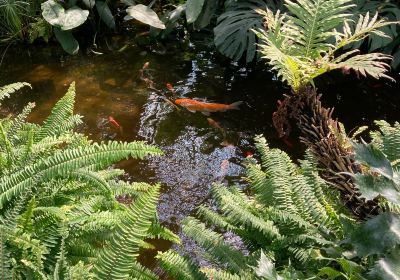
[273,87,379,219]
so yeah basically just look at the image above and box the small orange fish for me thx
[244,151,253,157]
[175,98,243,116]
[207,118,222,130]
[108,116,121,128]
[166,83,175,92]
[142,62,150,70]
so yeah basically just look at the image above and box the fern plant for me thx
[256,0,397,92]
[0,82,178,279]
[158,136,347,279]
[158,132,400,279]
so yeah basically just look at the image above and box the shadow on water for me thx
[1,39,399,276]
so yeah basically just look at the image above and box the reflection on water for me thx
[1,39,399,276]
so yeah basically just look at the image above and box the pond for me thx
[1,38,399,277]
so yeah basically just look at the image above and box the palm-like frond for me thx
[285,0,354,58]
[256,0,397,90]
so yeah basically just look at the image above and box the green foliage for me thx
[351,0,400,69]
[0,82,177,279]
[158,135,344,279]
[256,0,397,91]
[160,129,400,279]
[214,0,281,63]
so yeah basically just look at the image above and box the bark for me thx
[273,87,379,219]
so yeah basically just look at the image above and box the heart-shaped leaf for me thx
[41,0,64,27]
[41,0,89,30]
[82,0,95,9]
[186,0,205,24]
[125,4,165,29]
[62,6,90,30]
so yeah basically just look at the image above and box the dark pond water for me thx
[1,38,399,277]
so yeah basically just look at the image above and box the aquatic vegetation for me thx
[0,82,178,279]
[159,135,400,279]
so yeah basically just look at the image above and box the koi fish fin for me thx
[201,111,211,116]
[187,109,196,113]
[229,101,243,110]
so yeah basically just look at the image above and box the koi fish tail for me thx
[229,101,243,110]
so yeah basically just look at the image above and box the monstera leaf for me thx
[214,0,279,63]
[125,4,165,29]
[41,0,89,30]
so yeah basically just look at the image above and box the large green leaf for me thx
[347,213,400,257]
[193,0,217,30]
[54,28,79,55]
[125,4,165,29]
[41,0,89,30]
[254,251,283,280]
[355,174,400,205]
[214,0,274,63]
[368,249,400,280]
[96,1,116,29]
[186,0,205,24]
[353,142,393,179]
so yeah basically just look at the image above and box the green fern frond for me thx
[94,185,160,279]
[7,102,35,144]
[0,227,11,280]
[197,205,235,231]
[127,261,159,280]
[285,0,354,58]
[0,82,31,105]
[35,82,76,142]
[183,217,247,273]
[148,223,180,244]
[211,184,281,241]
[0,141,162,209]
[157,250,207,280]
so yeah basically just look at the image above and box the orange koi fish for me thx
[142,62,150,70]
[175,98,243,116]
[108,116,121,128]
[207,117,226,137]
[244,151,253,157]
